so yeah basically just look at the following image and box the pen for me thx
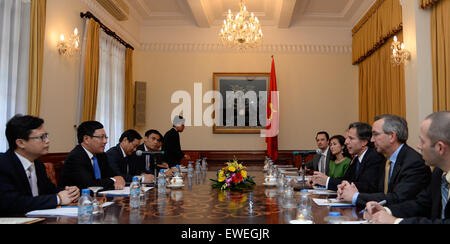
[359,200,387,214]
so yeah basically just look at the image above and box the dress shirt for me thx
[389,170,450,224]
[82,146,116,183]
[326,148,368,189]
[351,145,404,205]
[15,152,60,205]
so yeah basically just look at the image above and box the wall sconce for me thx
[391,35,410,65]
[57,28,80,56]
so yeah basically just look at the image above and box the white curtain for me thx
[96,30,125,149]
[0,0,31,151]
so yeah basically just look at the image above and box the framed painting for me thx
[213,73,270,134]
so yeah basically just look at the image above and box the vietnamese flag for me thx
[266,56,279,160]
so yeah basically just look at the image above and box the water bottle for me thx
[195,159,201,173]
[175,165,182,177]
[187,161,194,178]
[298,190,312,211]
[130,176,141,209]
[158,169,166,193]
[78,189,93,224]
[201,158,207,171]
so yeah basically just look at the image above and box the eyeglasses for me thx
[29,133,50,142]
[150,137,161,142]
[91,135,108,140]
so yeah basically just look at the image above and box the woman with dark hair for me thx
[328,135,352,178]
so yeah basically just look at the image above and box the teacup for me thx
[170,176,183,186]
[265,176,277,184]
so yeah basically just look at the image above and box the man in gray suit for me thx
[305,131,331,174]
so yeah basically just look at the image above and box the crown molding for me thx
[139,43,352,54]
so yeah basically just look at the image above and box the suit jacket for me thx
[356,144,431,207]
[389,168,450,224]
[59,145,116,190]
[106,144,140,183]
[162,128,184,168]
[0,150,60,215]
[131,143,162,175]
[328,147,385,192]
[306,149,331,174]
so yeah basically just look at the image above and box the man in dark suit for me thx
[305,131,331,174]
[365,111,450,224]
[106,129,142,183]
[0,115,79,215]
[133,129,169,181]
[59,121,125,190]
[311,122,385,193]
[338,115,431,207]
[162,116,190,168]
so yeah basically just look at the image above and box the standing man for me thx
[305,131,331,174]
[59,121,125,190]
[365,111,450,224]
[338,115,431,207]
[163,116,190,168]
[106,129,142,183]
[0,115,79,215]
[311,122,385,192]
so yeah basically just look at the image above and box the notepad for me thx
[98,187,153,197]
[0,218,45,224]
[307,189,337,195]
[312,198,354,207]
[26,207,79,217]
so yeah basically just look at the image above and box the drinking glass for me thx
[89,186,104,215]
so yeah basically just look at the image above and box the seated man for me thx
[338,115,431,207]
[311,122,385,193]
[106,130,142,183]
[305,131,331,174]
[364,111,450,224]
[0,115,80,215]
[133,129,169,181]
[59,121,125,190]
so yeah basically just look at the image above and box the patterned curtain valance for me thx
[420,0,441,9]
[352,0,403,65]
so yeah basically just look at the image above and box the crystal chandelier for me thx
[390,35,410,66]
[219,0,263,50]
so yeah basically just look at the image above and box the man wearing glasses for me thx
[0,115,80,215]
[59,121,125,190]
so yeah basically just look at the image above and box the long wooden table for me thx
[42,171,365,224]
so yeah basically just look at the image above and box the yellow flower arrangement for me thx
[211,157,255,191]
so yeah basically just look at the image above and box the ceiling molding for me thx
[277,0,297,28]
[139,42,351,54]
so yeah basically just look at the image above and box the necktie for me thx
[145,155,150,171]
[442,175,449,219]
[92,156,101,180]
[384,160,392,194]
[27,164,39,197]
[355,157,361,175]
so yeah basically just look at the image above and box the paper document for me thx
[99,187,153,196]
[26,207,78,217]
[307,189,337,195]
[0,218,44,224]
[312,198,354,207]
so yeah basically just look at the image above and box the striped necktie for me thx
[384,160,392,194]
[92,156,102,180]
[27,164,39,197]
[442,175,449,219]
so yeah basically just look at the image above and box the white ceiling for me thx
[127,0,376,29]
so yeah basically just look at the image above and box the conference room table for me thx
[42,170,366,224]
